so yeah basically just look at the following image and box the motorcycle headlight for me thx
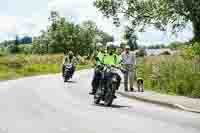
[67,65,71,68]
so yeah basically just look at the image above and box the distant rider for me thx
[62,51,78,77]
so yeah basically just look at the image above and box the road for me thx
[0,70,200,133]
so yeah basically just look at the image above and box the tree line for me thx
[0,11,113,56]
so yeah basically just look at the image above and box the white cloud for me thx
[0,0,48,42]
[0,16,18,34]
[0,14,48,41]
[137,24,193,45]
[0,0,193,44]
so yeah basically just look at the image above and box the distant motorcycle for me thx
[63,63,76,82]
[94,65,121,106]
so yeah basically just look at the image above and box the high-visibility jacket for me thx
[103,53,117,65]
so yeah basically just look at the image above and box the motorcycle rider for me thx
[89,47,106,95]
[89,44,122,95]
[62,51,78,77]
[96,47,106,65]
[102,45,121,92]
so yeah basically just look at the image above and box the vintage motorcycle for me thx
[94,65,122,106]
[63,63,76,82]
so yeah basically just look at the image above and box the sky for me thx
[0,0,48,41]
[0,0,194,45]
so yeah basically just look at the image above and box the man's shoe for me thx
[114,95,117,99]
[125,89,128,92]
[130,88,135,92]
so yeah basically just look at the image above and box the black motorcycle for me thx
[63,63,75,82]
[94,65,121,106]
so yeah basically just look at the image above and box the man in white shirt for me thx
[121,45,136,91]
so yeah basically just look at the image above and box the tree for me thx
[30,11,113,55]
[120,41,127,48]
[97,30,114,45]
[124,26,138,50]
[80,21,98,55]
[9,35,20,53]
[49,11,60,31]
[94,0,200,42]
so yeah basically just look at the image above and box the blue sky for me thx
[0,0,47,41]
[0,0,194,45]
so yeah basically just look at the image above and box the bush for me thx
[191,80,200,98]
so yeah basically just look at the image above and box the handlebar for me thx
[96,64,127,73]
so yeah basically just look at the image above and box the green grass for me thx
[137,55,200,98]
[0,54,92,81]
[0,64,92,81]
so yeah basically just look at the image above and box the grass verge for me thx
[0,54,92,81]
[0,64,92,81]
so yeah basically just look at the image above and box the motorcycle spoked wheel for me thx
[104,83,117,106]
[64,70,71,82]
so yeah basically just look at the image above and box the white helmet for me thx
[125,45,130,49]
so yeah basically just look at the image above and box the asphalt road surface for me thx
[0,70,200,133]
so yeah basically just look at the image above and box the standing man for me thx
[121,45,136,92]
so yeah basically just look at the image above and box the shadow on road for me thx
[94,103,130,109]
[65,81,77,84]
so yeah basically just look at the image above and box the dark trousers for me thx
[103,72,121,90]
[91,68,102,93]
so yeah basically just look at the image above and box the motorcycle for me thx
[94,65,121,106]
[63,63,75,82]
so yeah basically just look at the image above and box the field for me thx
[137,55,200,98]
[0,54,92,80]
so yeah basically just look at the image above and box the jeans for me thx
[91,68,102,93]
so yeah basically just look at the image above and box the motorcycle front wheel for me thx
[64,70,70,82]
[104,83,117,106]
